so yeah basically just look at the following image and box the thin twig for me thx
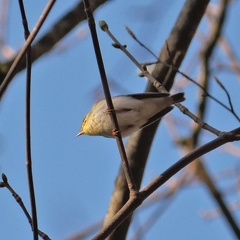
[0,0,56,100]
[214,76,240,122]
[83,0,137,194]
[125,26,159,60]
[103,2,210,237]
[100,21,221,136]
[126,26,240,123]
[218,36,240,77]
[0,174,51,240]
[18,0,38,239]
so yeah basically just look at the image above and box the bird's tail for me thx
[171,92,185,103]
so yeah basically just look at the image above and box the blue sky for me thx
[0,1,240,239]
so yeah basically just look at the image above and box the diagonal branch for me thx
[0,0,56,100]
[102,1,210,238]
[93,129,240,239]
[0,0,109,97]
[0,174,50,240]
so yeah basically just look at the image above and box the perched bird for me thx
[77,92,185,138]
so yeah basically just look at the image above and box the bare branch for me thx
[101,21,221,137]
[93,129,240,239]
[18,1,42,239]
[83,0,137,194]
[0,174,51,240]
[126,27,240,125]
[214,76,240,122]
[0,0,56,100]
[103,1,210,238]
[0,0,109,97]
[218,36,240,78]
[178,0,240,237]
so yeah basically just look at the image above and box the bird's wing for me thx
[140,106,173,129]
[171,92,185,103]
[123,92,170,99]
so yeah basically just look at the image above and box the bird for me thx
[77,92,185,138]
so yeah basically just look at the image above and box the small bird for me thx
[77,92,185,138]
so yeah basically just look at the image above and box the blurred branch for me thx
[0,174,51,240]
[221,143,240,157]
[180,0,240,238]
[218,36,240,78]
[0,0,9,49]
[0,0,108,98]
[195,0,230,142]
[127,29,239,121]
[65,221,102,240]
[0,0,56,100]
[201,198,240,220]
[102,0,211,238]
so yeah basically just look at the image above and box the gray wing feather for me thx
[140,106,173,129]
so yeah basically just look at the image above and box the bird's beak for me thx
[76,131,84,137]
